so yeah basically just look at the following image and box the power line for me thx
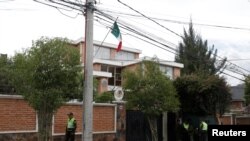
[95,16,178,55]
[96,5,250,76]
[117,0,182,38]
[95,11,245,80]
[220,71,245,82]
[33,0,81,12]
[33,0,84,12]
[227,59,250,61]
[97,8,250,31]
[114,1,250,78]
[95,10,178,52]
[95,10,249,80]
[98,8,179,48]
[97,19,250,73]
[56,8,82,19]
[221,56,250,74]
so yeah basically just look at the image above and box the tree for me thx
[122,58,179,141]
[0,54,13,94]
[175,22,226,75]
[174,21,230,123]
[174,74,231,121]
[11,37,82,141]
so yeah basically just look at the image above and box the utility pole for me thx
[83,0,94,141]
[33,0,94,141]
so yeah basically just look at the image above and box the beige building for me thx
[72,38,184,94]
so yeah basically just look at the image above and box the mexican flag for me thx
[111,21,122,52]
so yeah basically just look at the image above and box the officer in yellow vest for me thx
[181,118,193,141]
[199,120,208,141]
[65,112,77,141]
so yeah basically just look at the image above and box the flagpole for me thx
[94,28,111,57]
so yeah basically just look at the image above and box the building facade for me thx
[72,38,184,95]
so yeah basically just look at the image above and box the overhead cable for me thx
[95,10,249,79]
[117,0,182,38]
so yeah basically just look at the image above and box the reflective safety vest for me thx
[67,118,76,129]
[183,123,189,130]
[200,121,208,131]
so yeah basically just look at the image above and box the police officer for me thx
[181,118,193,141]
[199,120,208,141]
[65,112,77,141]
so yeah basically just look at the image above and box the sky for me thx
[1,0,250,86]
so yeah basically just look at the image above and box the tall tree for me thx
[122,58,179,141]
[0,54,13,94]
[174,21,230,123]
[175,22,226,75]
[11,37,82,141]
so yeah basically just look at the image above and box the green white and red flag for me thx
[111,21,122,52]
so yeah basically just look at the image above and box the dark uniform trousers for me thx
[65,128,75,141]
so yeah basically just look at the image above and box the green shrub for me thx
[94,91,114,103]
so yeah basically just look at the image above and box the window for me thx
[115,67,122,86]
[108,66,115,85]
[115,51,135,60]
[101,65,108,72]
[101,65,122,86]
[94,46,110,59]
[160,65,173,79]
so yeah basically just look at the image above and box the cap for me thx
[67,112,73,115]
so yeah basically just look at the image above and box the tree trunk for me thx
[37,109,53,141]
[147,116,158,141]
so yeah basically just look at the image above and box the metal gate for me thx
[126,110,162,141]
